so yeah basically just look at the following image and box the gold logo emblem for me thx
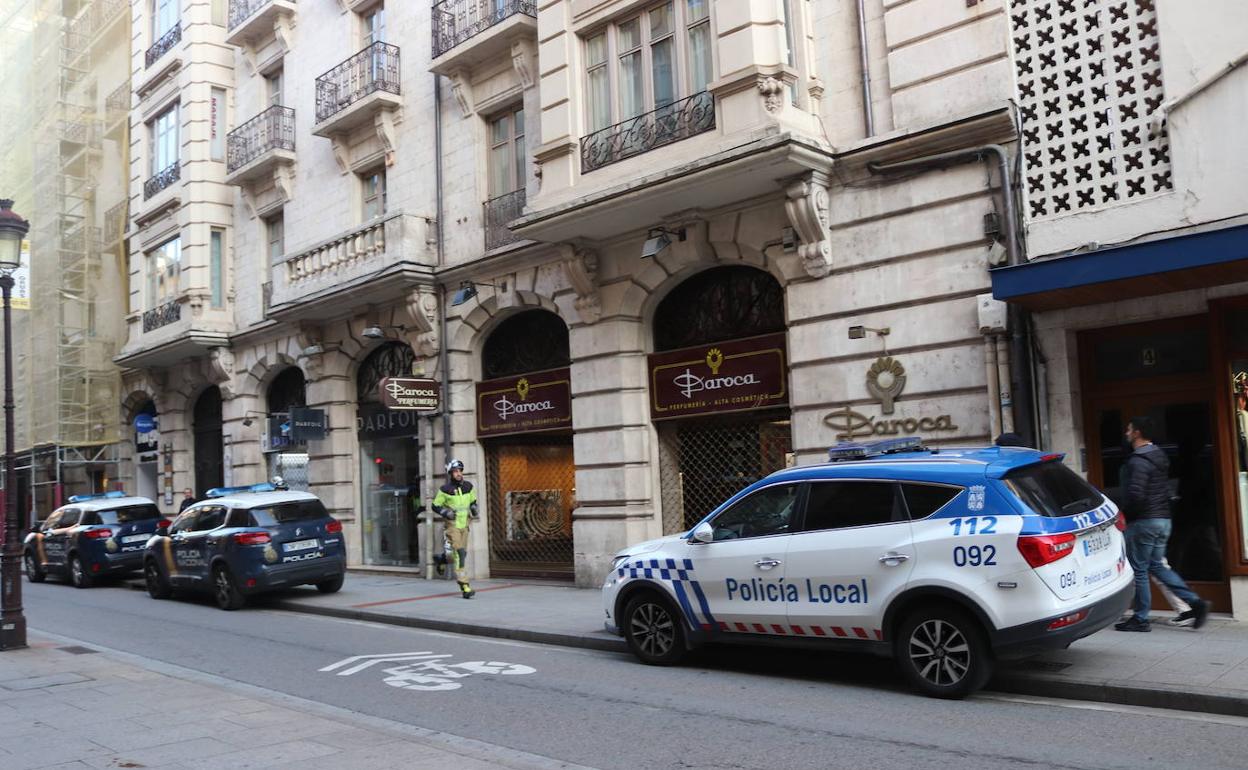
[264,545,279,564]
[105,539,118,553]
[705,348,724,375]
[866,356,907,415]
[516,378,530,401]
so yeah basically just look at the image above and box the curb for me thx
[269,599,630,655]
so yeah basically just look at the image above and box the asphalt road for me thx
[23,578,1248,770]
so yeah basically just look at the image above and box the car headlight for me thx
[610,554,630,569]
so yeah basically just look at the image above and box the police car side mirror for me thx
[689,522,714,544]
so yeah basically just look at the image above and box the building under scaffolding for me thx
[0,0,130,521]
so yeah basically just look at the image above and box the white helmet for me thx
[446,459,465,475]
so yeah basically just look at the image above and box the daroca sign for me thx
[649,332,788,420]
[379,377,441,411]
[476,368,572,438]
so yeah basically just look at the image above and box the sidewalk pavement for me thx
[0,632,591,770]
[250,572,1248,716]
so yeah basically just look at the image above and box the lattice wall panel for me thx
[1008,0,1172,220]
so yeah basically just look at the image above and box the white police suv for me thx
[602,438,1132,698]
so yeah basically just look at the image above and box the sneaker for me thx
[1192,599,1210,630]
[1165,612,1195,627]
[1114,617,1151,632]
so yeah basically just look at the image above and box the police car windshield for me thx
[250,500,328,527]
[97,504,162,524]
[1003,461,1102,518]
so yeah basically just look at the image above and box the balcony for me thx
[484,189,526,252]
[430,0,536,74]
[226,0,297,48]
[146,23,181,69]
[144,163,181,201]
[103,200,128,245]
[268,211,436,320]
[105,78,131,132]
[226,106,295,185]
[581,92,715,174]
[312,43,401,138]
[142,300,181,333]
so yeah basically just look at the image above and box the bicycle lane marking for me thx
[320,651,537,692]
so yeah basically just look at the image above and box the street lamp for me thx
[0,199,29,651]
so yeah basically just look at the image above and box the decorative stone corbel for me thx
[240,186,258,220]
[784,171,833,278]
[448,71,474,118]
[295,324,326,380]
[242,45,258,76]
[404,286,440,358]
[329,136,350,175]
[273,165,294,204]
[207,347,236,399]
[512,39,536,89]
[807,77,826,113]
[559,244,600,324]
[273,14,294,53]
[758,77,785,114]
[375,110,399,166]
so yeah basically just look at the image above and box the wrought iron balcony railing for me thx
[227,106,295,173]
[580,91,715,173]
[229,0,291,30]
[484,189,526,251]
[431,0,536,59]
[314,42,401,124]
[143,163,181,200]
[105,78,131,119]
[142,300,181,333]
[104,200,128,244]
[145,23,181,69]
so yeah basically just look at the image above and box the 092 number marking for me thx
[949,516,997,536]
[953,545,997,567]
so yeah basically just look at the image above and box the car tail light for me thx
[1114,512,1126,532]
[245,578,257,588]
[325,520,343,534]
[1047,609,1088,631]
[1017,532,1077,568]
[83,529,114,539]
[233,531,271,545]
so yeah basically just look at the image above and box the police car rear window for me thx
[1003,461,1102,518]
[95,505,162,524]
[249,500,329,526]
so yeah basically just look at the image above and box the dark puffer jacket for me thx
[1122,443,1171,521]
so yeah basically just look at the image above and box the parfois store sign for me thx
[476,367,572,438]
[649,332,788,420]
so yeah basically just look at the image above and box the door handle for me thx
[878,552,910,564]
[754,558,782,570]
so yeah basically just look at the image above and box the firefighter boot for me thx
[434,552,447,577]
[458,581,475,599]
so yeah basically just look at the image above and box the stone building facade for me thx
[112,0,1248,610]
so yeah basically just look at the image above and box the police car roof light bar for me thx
[67,490,128,503]
[205,483,278,498]
[827,437,926,462]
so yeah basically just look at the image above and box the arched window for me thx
[482,310,570,379]
[267,367,306,414]
[357,342,417,403]
[653,266,785,351]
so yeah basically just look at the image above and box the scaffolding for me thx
[0,0,131,515]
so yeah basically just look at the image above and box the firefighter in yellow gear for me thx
[431,458,478,599]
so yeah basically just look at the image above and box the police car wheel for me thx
[24,552,45,583]
[894,607,992,699]
[145,560,172,600]
[315,575,344,594]
[69,555,93,589]
[212,566,246,611]
[622,593,686,666]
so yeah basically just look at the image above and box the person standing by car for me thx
[178,488,196,513]
[432,459,478,599]
[1115,416,1210,632]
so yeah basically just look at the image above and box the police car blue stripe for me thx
[687,576,715,626]
[670,579,701,628]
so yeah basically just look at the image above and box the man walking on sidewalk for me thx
[1116,416,1209,632]
[432,458,478,599]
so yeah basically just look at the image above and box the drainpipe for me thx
[434,73,452,464]
[984,336,1001,439]
[855,0,876,137]
[868,145,1037,446]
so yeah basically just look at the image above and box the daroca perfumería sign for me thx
[649,332,788,420]
[476,367,572,438]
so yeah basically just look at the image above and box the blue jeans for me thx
[1125,518,1201,622]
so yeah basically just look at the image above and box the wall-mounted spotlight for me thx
[848,325,891,355]
[782,226,798,252]
[362,325,406,340]
[640,227,687,259]
[301,343,324,356]
[450,279,505,307]
[241,410,268,428]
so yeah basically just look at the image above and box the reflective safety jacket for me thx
[433,481,477,529]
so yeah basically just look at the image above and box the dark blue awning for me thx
[990,223,1248,311]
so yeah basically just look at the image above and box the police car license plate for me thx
[284,539,319,552]
[122,534,150,543]
[1080,526,1114,557]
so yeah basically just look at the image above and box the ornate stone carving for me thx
[758,76,785,114]
[375,110,399,166]
[559,244,600,324]
[404,286,440,358]
[784,171,833,278]
[448,71,473,118]
[207,347,236,399]
[512,39,536,89]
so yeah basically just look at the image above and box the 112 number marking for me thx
[949,516,997,536]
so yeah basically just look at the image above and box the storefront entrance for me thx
[1080,316,1231,610]
[193,387,224,497]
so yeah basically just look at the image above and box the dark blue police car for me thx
[143,483,346,610]
[24,492,165,588]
